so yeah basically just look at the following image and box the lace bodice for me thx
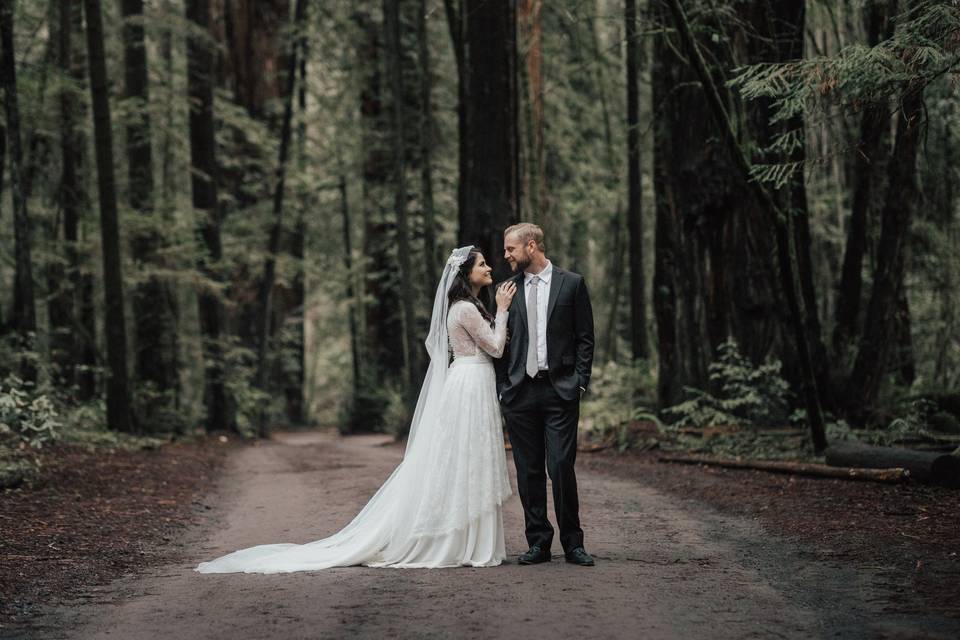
[447,301,508,359]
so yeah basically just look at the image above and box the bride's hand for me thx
[496,281,517,311]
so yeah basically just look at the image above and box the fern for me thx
[663,338,792,429]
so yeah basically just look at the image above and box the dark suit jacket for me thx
[495,265,595,404]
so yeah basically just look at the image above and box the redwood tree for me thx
[1,0,37,380]
[625,0,648,361]
[187,0,231,432]
[457,0,519,281]
[82,0,133,432]
[121,0,180,418]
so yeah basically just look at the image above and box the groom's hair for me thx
[504,222,545,252]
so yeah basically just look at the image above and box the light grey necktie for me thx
[526,276,540,378]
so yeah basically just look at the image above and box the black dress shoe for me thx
[518,545,552,565]
[565,547,595,566]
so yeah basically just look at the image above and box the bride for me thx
[195,246,518,573]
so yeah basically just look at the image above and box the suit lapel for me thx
[547,267,565,323]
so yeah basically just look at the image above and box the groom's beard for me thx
[512,254,531,273]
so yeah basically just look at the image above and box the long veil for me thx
[405,244,473,451]
[194,245,476,573]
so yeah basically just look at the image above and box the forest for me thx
[0,0,958,466]
[2,0,960,634]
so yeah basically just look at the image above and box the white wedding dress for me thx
[195,274,512,573]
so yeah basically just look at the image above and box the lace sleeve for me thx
[456,302,508,358]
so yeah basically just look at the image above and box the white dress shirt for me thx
[524,260,552,371]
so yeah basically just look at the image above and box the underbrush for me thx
[581,339,960,461]
[0,373,182,488]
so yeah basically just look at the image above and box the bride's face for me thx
[468,254,494,288]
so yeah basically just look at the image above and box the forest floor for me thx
[1,428,958,639]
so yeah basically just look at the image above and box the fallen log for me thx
[658,454,910,484]
[824,442,960,488]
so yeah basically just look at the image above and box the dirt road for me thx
[16,430,959,639]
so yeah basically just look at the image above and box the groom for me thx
[495,223,595,566]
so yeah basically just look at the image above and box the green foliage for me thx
[338,383,390,435]
[580,360,657,448]
[221,338,272,438]
[0,375,62,449]
[733,1,960,122]
[131,383,191,435]
[663,339,792,428]
[381,382,414,438]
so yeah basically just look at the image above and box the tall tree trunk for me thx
[665,0,827,451]
[418,0,438,288]
[753,0,832,411]
[82,0,133,433]
[121,0,180,422]
[1,0,37,380]
[351,4,398,432]
[584,1,622,362]
[383,0,420,411]
[458,0,519,282]
[1,0,36,376]
[651,0,829,409]
[442,0,467,229]
[254,0,308,437]
[846,82,925,420]
[832,0,897,364]
[187,0,231,432]
[220,0,289,118]
[651,0,713,406]
[625,0,648,362]
[518,0,545,226]
[53,0,97,399]
[603,203,625,361]
[285,40,308,425]
[50,0,78,385]
[340,175,361,406]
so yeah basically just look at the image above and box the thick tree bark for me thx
[583,3,622,362]
[187,0,231,432]
[651,0,829,410]
[458,0,519,282]
[518,0,545,226]
[62,0,97,400]
[665,0,827,451]
[82,0,133,432]
[50,0,78,384]
[219,0,289,117]
[846,82,925,419]
[832,0,898,364]
[121,0,180,417]
[1,0,37,380]
[650,0,712,406]
[442,0,467,227]
[356,3,404,389]
[418,0,438,288]
[383,0,420,411]
[254,0,308,436]
[625,0,648,362]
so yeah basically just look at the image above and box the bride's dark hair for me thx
[447,248,496,327]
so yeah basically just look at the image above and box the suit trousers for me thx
[502,374,584,553]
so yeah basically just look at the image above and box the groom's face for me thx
[503,232,532,273]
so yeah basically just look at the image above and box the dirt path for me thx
[16,430,959,639]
